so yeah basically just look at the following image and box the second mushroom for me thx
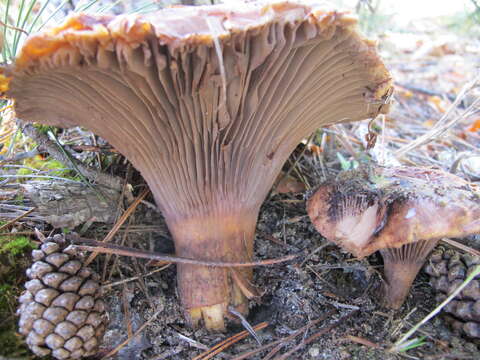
[307,166,480,309]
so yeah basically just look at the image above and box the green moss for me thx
[0,232,34,357]
[0,236,34,257]
[13,155,78,182]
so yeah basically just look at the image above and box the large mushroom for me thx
[3,0,393,330]
[307,166,480,309]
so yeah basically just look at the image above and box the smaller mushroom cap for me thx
[307,166,480,258]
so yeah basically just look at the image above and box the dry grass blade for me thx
[440,238,480,257]
[228,306,263,345]
[0,207,35,231]
[85,187,149,265]
[345,335,382,349]
[101,308,162,359]
[193,321,269,360]
[395,74,480,158]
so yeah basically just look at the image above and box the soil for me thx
[93,180,480,359]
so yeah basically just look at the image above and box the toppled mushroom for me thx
[307,166,480,309]
[2,0,393,330]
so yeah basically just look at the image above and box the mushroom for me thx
[307,166,480,309]
[2,1,393,330]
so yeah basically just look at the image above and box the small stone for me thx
[309,346,320,357]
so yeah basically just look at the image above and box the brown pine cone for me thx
[424,248,480,339]
[17,233,107,359]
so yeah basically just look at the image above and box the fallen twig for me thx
[85,188,149,265]
[0,207,36,231]
[440,238,480,257]
[73,238,298,268]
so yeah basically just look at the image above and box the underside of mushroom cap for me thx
[5,1,393,220]
[5,0,394,330]
[307,166,480,258]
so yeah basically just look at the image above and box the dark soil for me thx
[93,167,479,360]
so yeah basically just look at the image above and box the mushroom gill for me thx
[3,1,393,330]
[307,166,480,309]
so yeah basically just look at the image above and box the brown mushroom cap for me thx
[4,0,393,330]
[307,166,480,308]
[307,166,480,258]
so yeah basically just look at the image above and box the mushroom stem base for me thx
[168,210,257,331]
[380,240,438,309]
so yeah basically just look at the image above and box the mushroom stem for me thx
[380,239,439,309]
[168,209,258,330]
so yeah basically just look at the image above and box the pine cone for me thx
[17,233,107,359]
[424,248,480,339]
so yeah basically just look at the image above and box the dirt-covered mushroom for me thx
[2,1,393,330]
[307,166,480,309]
